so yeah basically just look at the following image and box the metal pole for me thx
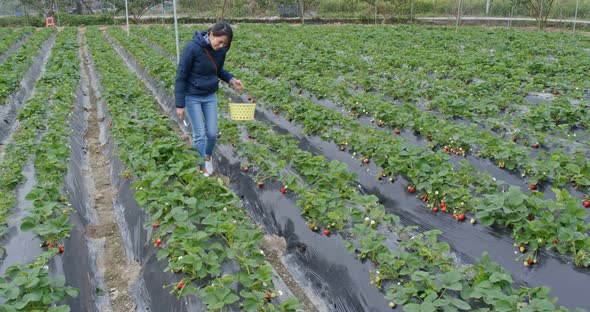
[125,0,129,36]
[173,0,180,64]
[455,0,462,32]
[55,0,61,27]
[573,0,579,33]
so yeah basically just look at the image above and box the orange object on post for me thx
[45,17,55,27]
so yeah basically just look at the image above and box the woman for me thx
[175,21,244,177]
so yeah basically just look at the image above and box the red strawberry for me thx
[432,207,438,213]
[532,143,539,149]
[242,167,249,173]
[257,183,264,188]
[457,214,465,221]
[152,221,160,228]
[553,239,559,244]
[440,202,446,209]
[421,194,428,201]
[428,136,433,141]
[528,215,535,221]
[339,146,345,151]
[553,91,559,95]
[58,245,65,254]
[48,244,55,249]
[512,136,517,142]
[263,292,271,301]
[527,258,534,265]
[380,172,387,178]
[323,229,330,236]
[247,97,252,101]
[177,282,185,290]
[583,200,589,208]
[247,135,255,139]
[441,206,447,213]
[407,186,416,193]
[394,129,400,134]
[377,121,384,127]
[451,213,457,219]
[530,184,537,190]
[280,187,287,194]
[362,157,370,164]
[155,239,162,247]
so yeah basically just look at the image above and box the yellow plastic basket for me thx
[229,103,256,121]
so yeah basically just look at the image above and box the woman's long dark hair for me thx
[208,21,233,50]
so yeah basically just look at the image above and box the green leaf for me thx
[448,297,471,310]
[47,306,71,312]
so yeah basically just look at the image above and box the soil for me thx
[261,235,318,312]
[80,28,141,312]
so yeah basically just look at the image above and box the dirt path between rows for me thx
[79,28,141,312]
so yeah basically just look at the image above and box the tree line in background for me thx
[0,0,587,29]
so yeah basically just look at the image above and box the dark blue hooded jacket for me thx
[174,31,235,108]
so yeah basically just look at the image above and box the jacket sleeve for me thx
[217,52,235,84]
[174,42,195,108]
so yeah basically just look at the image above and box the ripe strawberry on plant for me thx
[323,229,330,236]
[362,157,370,164]
[394,129,400,134]
[242,167,249,173]
[530,184,537,191]
[532,143,539,149]
[407,186,416,193]
[432,207,438,213]
[457,214,465,221]
[152,221,160,228]
[421,194,428,201]
[155,239,162,247]
[280,187,287,194]
[58,245,65,254]
[339,146,346,151]
[177,282,185,290]
[553,91,559,95]
[257,183,264,188]
[583,200,589,208]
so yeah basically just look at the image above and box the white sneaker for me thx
[205,160,214,175]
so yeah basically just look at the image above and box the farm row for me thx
[106,24,588,311]
[128,24,590,268]
[0,24,588,311]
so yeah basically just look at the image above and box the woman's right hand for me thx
[176,108,185,121]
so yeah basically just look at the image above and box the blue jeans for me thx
[185,93,218,167]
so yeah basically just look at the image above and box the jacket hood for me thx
[192,30,209,47]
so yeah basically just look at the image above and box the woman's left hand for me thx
[231,78,244,90]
